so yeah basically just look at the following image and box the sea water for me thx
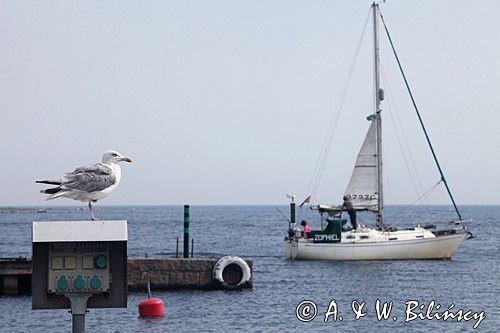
[0,205,498,332]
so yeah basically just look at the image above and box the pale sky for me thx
[1,1,499,206]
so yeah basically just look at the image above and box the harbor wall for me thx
[128,258,252,290]
[0,257,253,295]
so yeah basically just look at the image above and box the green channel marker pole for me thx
[183,205,190,258]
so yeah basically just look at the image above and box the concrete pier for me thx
[0,257,252,295]
[0,258,32,295]
[128,258,252,290]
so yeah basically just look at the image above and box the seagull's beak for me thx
[121,156,132,163]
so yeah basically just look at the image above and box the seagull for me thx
[36,150,132,220]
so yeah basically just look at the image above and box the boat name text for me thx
[314,234,339,242]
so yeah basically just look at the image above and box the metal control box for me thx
[32,220,128,310]
[47,242,111,294]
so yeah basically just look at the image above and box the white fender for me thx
[213,256,251,289]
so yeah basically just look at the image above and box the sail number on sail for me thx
[346,194,377,200]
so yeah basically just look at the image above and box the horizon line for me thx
[1,203,498,208]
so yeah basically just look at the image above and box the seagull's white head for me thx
[102,150,133,165]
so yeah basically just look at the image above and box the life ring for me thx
[213,256,251,290]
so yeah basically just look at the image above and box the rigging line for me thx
[382,141,391,207]
[379,11,462,221]
[400,180,442,220]
[274,207,291,224]
[389,180,442,227]
[380,65,421,195]
[380,64,424,193]
[389,89,425,193]
[309,7,371,200]
[308,7,372,202]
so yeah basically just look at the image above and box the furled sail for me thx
[344,118,379,210]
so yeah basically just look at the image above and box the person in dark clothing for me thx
[340,195,357,230]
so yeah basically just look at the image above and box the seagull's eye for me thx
[112,153,118,157]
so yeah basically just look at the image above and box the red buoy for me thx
[139,298,165,317]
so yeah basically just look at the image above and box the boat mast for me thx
[372,2,384,229]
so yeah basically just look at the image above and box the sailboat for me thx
[284,3,472,261]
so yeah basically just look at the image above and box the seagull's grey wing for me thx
[63,163,116,192]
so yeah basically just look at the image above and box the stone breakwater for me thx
[0,257,253,295]
[128,258,253,290]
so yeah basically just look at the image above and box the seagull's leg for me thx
[88,202,95,221]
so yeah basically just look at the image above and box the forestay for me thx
[344,118,379,211]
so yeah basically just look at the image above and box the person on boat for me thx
[301,220,311,238]
[340,195,357,230]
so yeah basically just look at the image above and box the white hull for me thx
[284,229,466,261]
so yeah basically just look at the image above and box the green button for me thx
[95,255,107,269]
[74,275,85,290]
[57,276,69,290]
[90,275,101,290]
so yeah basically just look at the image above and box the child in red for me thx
[301,220,311,238]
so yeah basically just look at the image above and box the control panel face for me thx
[47,242,110,294]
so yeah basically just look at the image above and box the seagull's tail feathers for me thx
[40,186,62,195]
[36,179,63,185]
[40,187,70,200]
[46,192,70,200]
